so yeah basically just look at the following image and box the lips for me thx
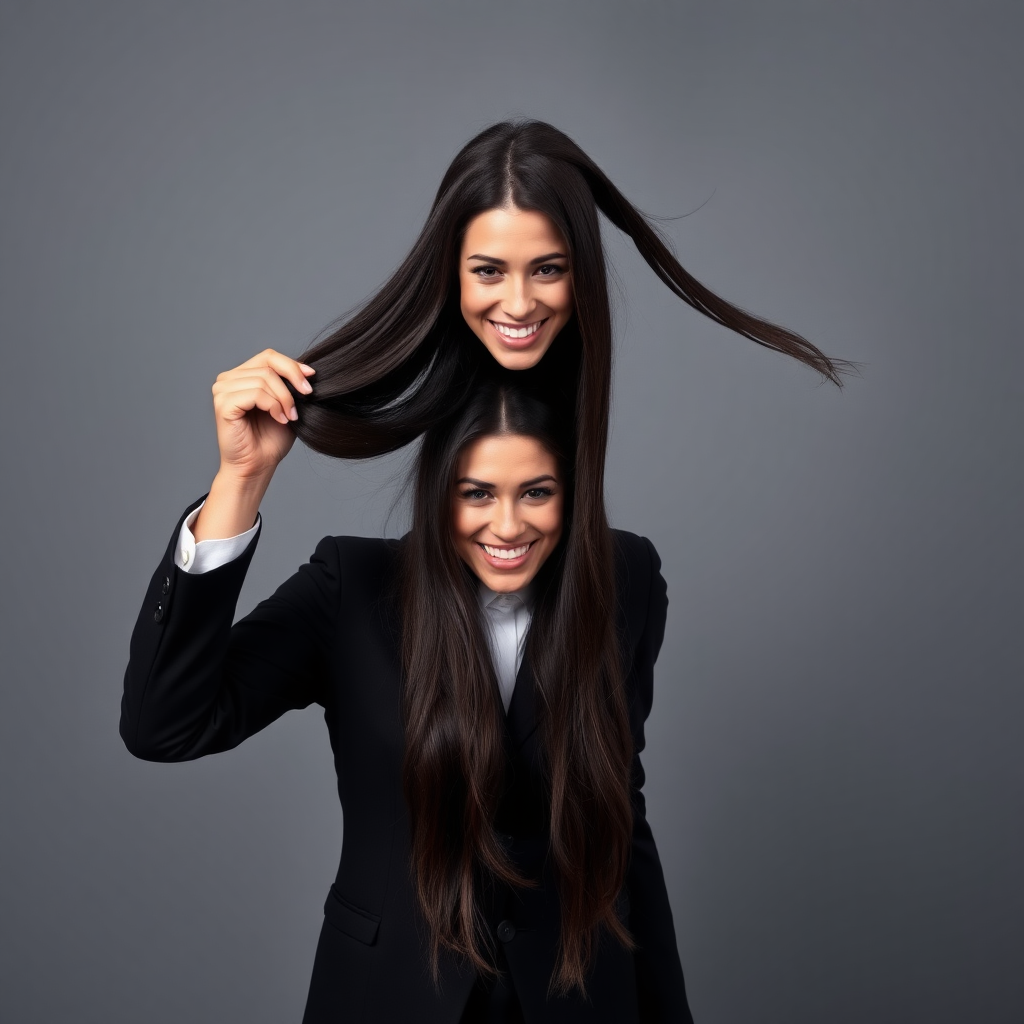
[488,318,547,348]
[483,543,531,559]
[478,540,535,569]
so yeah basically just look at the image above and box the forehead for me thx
[460,207,566,257]
[456,433,558,479]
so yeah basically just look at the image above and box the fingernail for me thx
[300,379,313,393]
[300,363,315,374]
[289,406,298,421]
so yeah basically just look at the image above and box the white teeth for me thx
[483,544,530,560]
[492,320,542,339]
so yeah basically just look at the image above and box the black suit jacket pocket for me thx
[324,884,380,945]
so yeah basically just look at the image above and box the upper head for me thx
[297,119,844,461]
[294,121,616,460]
[412,375,572,594]
[429,120,612,373]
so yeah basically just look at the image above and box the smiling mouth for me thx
[488,319,546,341]
[480,541,534,562]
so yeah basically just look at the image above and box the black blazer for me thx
[121,500,693,1023]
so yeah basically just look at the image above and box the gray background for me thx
[1,2,1020,1021]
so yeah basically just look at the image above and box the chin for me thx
[481,335,561,368]
[474,562,529,592]
[485,347,547,371]
[480,573,530,593]
[472,326,562,371]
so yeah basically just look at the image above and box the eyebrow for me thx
[465,252,567,266]
[456,474,559,489]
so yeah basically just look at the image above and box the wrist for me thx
[194,471,272,542]
[213,464,276,497]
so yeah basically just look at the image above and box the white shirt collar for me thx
[477,580,535,613]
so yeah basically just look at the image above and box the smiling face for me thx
[452,433,564,592]
[459,207,574,370]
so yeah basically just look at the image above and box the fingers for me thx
[213,350,316,425]
[233,348,315,398]
[215,375,295,425]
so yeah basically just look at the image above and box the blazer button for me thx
[153,602,164,623]
[161,576,171,595]
[496,920,516,943]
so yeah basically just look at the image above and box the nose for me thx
[500,275,536,321]
[492,498,523,541]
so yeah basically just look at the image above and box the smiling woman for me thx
[459,208,575,370]
[123,118,844,1024]
[453,433,564,590]
[397,377,690,1020]
[122,373,692,1021]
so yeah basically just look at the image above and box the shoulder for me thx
[310,535,403,580]
[292,536,403,633]
[610,529,662,595]
[316,534,402,559]
[611,528,659,564]
[610,529,666,651]
[282,534,403,596]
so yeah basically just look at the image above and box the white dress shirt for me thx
[174,501,261,574]
[477,586,533,713]
[175,503,532,712]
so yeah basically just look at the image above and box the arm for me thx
[120,349,324,761]
[120,503,342,761]
[175,501,260,573]
[626,536,695,1023]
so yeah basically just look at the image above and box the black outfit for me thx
[121,500,694,1023]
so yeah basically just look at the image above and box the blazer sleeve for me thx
[120,499,341,762]
[626,536,695,1023]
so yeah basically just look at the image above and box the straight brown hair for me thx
[401,373,633,995]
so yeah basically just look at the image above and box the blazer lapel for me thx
[504,655,539,753]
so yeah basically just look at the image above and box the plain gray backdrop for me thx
[1,2,1020,1022]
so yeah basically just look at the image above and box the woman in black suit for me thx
[122,366,692,1022]
[123,119,847,1020]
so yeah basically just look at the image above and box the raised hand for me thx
[211,349,314,480]
[194,350,315,542]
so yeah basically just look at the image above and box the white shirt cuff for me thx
[174,500,260,574]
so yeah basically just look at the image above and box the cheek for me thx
[541,502,564,545]
[453,507,484,553]
[459,275,485,317]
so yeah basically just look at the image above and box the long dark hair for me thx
[298,121,842,991]
[292,118,848,460]
[401,373,633,995]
